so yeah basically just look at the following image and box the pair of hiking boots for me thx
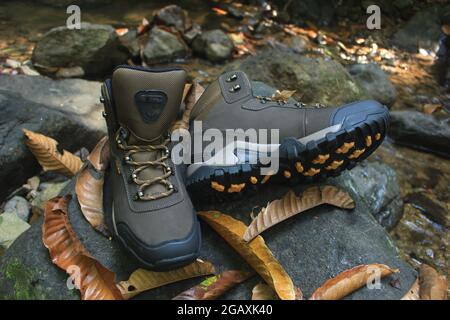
[101,66,389,270]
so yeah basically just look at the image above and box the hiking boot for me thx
[101,65,201,270]
[185,70,390,200]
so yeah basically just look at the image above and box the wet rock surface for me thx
[0,161,416,300]
[228,48,368,105]
[388,111,450,158]
[32,23,128,77]
[347,63,397,107]
[0,90,102,199]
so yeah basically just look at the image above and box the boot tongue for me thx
[112,66,186,198]
[112,67,187,143]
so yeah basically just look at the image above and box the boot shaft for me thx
[104,65,187,144]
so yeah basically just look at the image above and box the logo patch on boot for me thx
[134,90,167,123]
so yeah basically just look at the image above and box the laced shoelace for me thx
[255,95,326,108]
[115,129,174,201]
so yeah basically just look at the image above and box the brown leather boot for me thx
[186,70,390,200]
[101,65,201,270]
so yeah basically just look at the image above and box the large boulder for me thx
[391,7,443,53]
[347,63,397,107]
[388,111,450,158]
[0,75,106,133]
[192,30,234,63]
[142,27,188,65]
[228,48,368,105]
[0,89,103,200]
[0,161,416,300]
[342,161,403,230]
[32,23,129,77]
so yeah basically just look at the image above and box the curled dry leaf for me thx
[173,270,253,300]
[117,259,216,300]
[198,211,297,300]
[401,279,420,300]
[418,264,447,300]
[86,136,110,171]
[23,129,83,177]
[244,186,355,242]
[75,164,109,236]
[172,81,205,131]
[252,283,278,300]
[76,136,110,236]
[42,196,122,300]
[310,264,399,300]
[271,90,296,101]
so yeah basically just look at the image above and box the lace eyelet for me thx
[229,84,241,92]
[226,74,238,82]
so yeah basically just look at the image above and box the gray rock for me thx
[389,111,450,158]
[154,5,192,33]
[32,23,129,77]
[276,0,335,26]
[3,196,30,222]
[0,163,416,300]
[347,63,397,106]
[55,66,85,79]
[0,90,102,200]
[0,74,106,133]
[30,181,70,215]
[192,30,234,63]
[142,27,188,65]
[0,213,30,255]
[391,7,443,52]
[228,48,368,105]
[342,162,403,230]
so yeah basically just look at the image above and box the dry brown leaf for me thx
[23,129,82,177]
[252,283,278,300]
[172,81,205,131]
[272,90,296,101]
[401,279,420,300]
[173,270,253,300]
[117,259,216,299]
[310,264,399,300]
[244,186,355,242]
[423,103,442,115]
[418,264,447,300]
[87,136,110,172]
[42,195,122,300]
[198,211,297,300]
[75,165,109,236]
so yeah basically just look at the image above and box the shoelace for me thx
[255,96,326,108]
[115,129,174,201]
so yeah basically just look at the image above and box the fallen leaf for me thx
[137,17,150,35]
[172,81,205,131]
[310,264,399,300]
[75,164,109,236]
[252,283,278,300]
[198,211,297,300]
[173,270,253,300]
[115,28,129,36]
[244,186,355,242]
[212,7,228,15]
[423,103,442,115]
[418,264,447,300]
[271,90,296,101]
[117,259,216,299]
[87,136,109,172]
[42,196,122,300]
[401,279,420,300]
[23,129,82,177]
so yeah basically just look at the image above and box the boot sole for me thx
[186,108,389,203]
